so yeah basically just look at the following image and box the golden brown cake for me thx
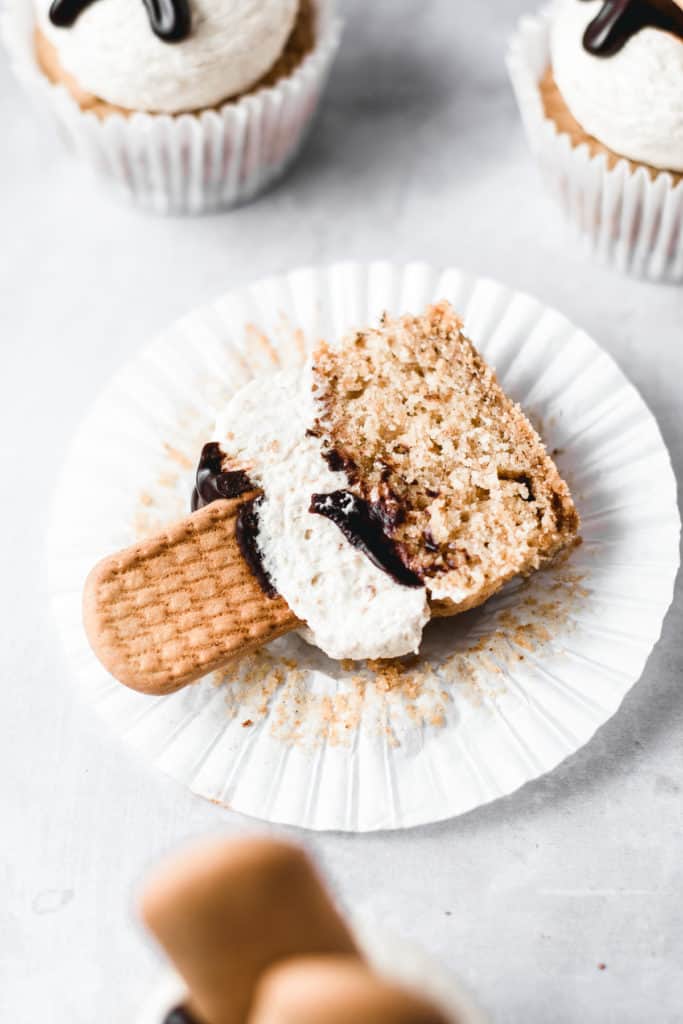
[539,67,683,185]
[311,301,579,617]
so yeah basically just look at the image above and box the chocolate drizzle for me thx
[310,491,423,589]
[580,0,683,56]
[192,444,423,597]
[49,0,192,42]
[191,442,254,513]
[190,443,275,596]
[236,497,277,597]
[162,1008,198,1024]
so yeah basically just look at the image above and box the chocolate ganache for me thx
[49,0,192,43]
[190,443,276,597]
[581,0,683,56]
[193,445,423,594]
[235,497,277,598]
[310,491,423,589]
[191,442,254,513]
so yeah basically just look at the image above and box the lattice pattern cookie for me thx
[83,496,298,695]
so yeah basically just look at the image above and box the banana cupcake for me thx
[2,0,341,213]
[508,0,683,281]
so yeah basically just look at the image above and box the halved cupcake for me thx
[84,300,580,691]
[196,301,579,662]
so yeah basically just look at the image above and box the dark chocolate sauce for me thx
[190,443,274,597]
[48,0,96,27]
[162,1008,198,1024]
[191,442,254,513]
[310,491,422,589]
[580,0,683,56]
[49,0,192,42]
[236,497,277,597]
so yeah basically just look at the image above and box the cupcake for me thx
[82,302,579,695]
[2,0,341,213]
[508,0,683,281]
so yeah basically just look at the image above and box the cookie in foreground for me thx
[140,836,455,1024]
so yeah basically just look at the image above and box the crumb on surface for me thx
[208,565,587,751]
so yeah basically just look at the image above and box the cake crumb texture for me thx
[312,301,580,615]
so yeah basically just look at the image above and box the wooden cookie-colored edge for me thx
[82,498,299,696]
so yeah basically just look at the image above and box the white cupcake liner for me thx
[507,6,683,282]
[136,918,488,1024]
[47,261,680,832]
[2,1,341,215]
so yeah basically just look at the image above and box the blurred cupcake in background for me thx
[2,0,341,213]
[508,0,683,281]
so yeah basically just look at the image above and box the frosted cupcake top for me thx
[37,0,299,113]
[551,0,683,171]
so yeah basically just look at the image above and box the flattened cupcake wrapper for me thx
[136,920,489,1024]
[46,262,680,832]
[2,0,341,215]
[507,6,683,283]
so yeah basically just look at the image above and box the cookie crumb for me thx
[163,442,193,470]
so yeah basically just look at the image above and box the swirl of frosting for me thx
[551,0,683,171]
[36,0,299,113]
[49,0,192,44]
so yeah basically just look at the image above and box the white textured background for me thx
[1,1,681,1021]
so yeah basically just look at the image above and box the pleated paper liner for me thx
[507,6,683,282]
[47,262,680,831]
[136,919,488,1024]
[2,0,341,214]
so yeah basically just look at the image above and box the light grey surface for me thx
[1,1,681,1022]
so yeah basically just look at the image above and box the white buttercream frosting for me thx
[213,367,430,662]
[550,0,683,171]
[36,0,298,113]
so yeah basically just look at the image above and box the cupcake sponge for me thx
[312,301,579,614]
